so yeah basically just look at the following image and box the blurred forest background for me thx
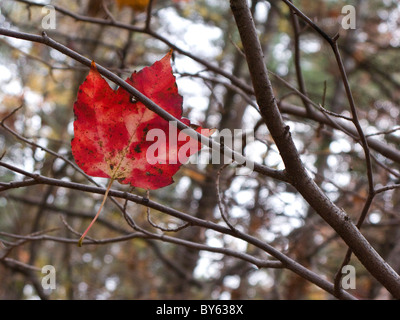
[1,0,400,300]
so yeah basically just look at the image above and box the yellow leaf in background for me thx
[115,0,150,11]
[180,167,207,183]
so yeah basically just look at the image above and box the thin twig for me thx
[0,27,288,182]
[279,0,377,296]
[0,104,157,234]
[12,0,254,95]
[0,230,284,270]
[288,2,312,114]
[1,258,42,272]
[178,72,260,112]
[216,164,237,231]
[146,191,190,232]
[366,127,400,138]
[59,215,84,238]
[279,101,400,164]
[101,0,116,24]
[270,71,352,122]
[231,0,400,299]
[375,184,400,195]
[145,0,154,31]
[0,159,355,298]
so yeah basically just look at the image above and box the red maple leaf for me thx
[71,51,213,245]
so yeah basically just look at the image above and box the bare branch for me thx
[12,0,254,95]
[0,159,356,298]
[230,0,400,298]
[216,164,237,231]
[0,27,288,183]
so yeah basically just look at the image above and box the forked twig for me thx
[216,164,237,231]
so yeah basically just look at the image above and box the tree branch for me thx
[0,160,356,299]
[0,27,287,183]
[12,0,254,95]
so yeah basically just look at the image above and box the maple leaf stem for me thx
[78,178,114,247]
